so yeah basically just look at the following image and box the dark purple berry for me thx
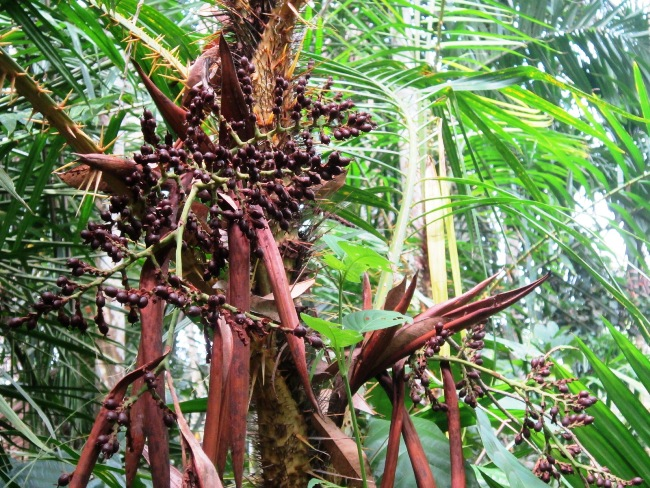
[103,286,118,298]
[309,335,324,349]
[186,306,202,317]
[163,413,176,428]
[57,473,72,486]
[104,398,119,410]
[8,317,25,329]
[101,441,114,456]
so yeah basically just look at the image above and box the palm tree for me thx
[0,0,648,487]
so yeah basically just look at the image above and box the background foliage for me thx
[0,0,649,486]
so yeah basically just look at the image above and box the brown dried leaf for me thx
[256,222,320,410]
[315,171,347,198]
[141,447,184,488]
[57,154,142,196]
[260,278,315,300]
[223,223,251,487]
[384,276,407,312]
[184,44,220,107]
[128,258,173,488]
[415,273,496,321]
[57,164,110,193]
[362,273,372,311]
[217,191,238,211]
[133,61,189,139]
[252,278,315,321]
[167,374,223,488]
[352,273,418,386]
[311,413,376,488]
[72,153,137,174]
[394,270,418,314]
[203,315,234,469]
[218,35,252,143]
[352,392,376,416]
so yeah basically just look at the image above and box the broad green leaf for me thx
[301,313,363,349]
[322,253,346,271]
[343,310,412,333]
[321,234,346,256]
[475,409,547,488]
[339,241,392,282]
[478,469,509,488]
[321,237,392,281]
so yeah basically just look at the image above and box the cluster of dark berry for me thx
[7,55,374,341]
[292,322,324,349]
[536,452,644,487]
[405,322,489,409]
[88,194,145,251]
[530,355,555,385]
[406,348,433,405]
[6,266,99,333]
[414,370,450,413]
[514,359,598,446]
[514,408,545,445]
[558,396,596,428]
[238,56,256,109]
[533,454,576,483]
[513,357,643,486]
[423,321,449,357]
[55,371,177,487]
[527,356,598,428]
[454,372,484,408]
[141,371,177,427]
[463,322,486,365]
[585,470,643,487]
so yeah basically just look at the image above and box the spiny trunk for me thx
[252,340,311,487]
